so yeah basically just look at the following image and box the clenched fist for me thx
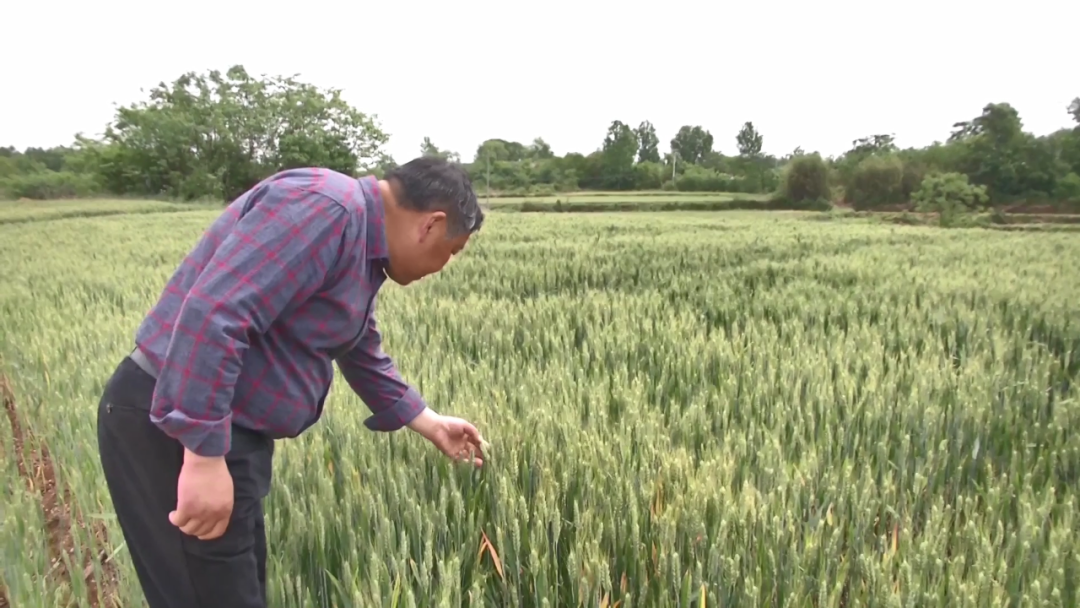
[169,450,234,540]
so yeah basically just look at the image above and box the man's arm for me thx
[150,185,348,457]
[335,307,429,431]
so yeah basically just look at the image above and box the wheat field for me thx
[1,203,1078,607]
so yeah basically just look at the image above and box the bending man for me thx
[96,156,486,608]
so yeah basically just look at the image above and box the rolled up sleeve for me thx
[150,185,347,456]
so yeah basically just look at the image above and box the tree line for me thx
[2,65,1078,212]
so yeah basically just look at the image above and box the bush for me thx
[0,171,100,200]
[529,183,557,197]
[845,155,906,210]
[780,153,831,204]
[632,161,665,190]
[1054,172,1080,202]
[912,172,989,227]
[901,162,928,202]
[674,165,740,192]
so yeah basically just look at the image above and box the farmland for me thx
[480,192,775,214]
[1,200,1079,607]
[480,191,770,205]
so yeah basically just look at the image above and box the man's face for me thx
[385,210,471,285]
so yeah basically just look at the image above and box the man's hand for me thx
[169,450,234,540]
[408,408,486,467]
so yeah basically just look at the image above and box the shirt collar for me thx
[358,175,389,262]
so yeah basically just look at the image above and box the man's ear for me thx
[418,211,447,242]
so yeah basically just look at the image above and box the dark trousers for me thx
[96,357,274,608]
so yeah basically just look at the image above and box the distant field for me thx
[480,191,775,213]
[0,199,215,225]
[483,191,769,205]
[0,193,775,222]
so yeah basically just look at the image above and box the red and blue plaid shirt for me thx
[135,168,427,457]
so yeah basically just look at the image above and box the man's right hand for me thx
[169,449,234,540]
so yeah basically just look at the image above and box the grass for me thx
[481,192,772,212]
[1,201,1079,607]
[0,192,773,221]
[482,192,770,203]
[0,199,216,225]
[810,208,1080,232]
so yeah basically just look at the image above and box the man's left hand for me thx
[407,409,485,466]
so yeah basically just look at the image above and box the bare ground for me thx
[1,368,121,607]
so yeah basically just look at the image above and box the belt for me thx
[129,346,160,380]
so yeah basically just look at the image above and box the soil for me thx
[1,370,121,607]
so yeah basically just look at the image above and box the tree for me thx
[8,82,1080,207]
[851,134,897,155]
[781,147,805,163]
[949,103,1023,145]
[670,126,713,165]
[529,138,554,159]
[635,121,660,163]
[474,138,527,163]
[85,65,389,201]
[947,102,1060,201]
[420,137,460,163]
[835,134,899,188]
[600,120,639,190]
[736,122,763,158]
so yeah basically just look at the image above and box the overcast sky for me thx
[5,0,1077,164]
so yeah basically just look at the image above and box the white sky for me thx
[4,0,1077,164]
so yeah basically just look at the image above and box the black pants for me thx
[96,357,274,608]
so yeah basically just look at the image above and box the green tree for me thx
[950,103,1062,201]
[88,65,388,201]
[474,139,527,163]
[420,137,461,163]
[835,134,898,187]
[736,122,763,158]
[849,134,897,157]
[735,122,766,192]
[600,120,639,190]
[670,126,713,165]
[635,121,660,164]
[528,138,554,159]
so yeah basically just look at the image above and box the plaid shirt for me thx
[135,168,427,457]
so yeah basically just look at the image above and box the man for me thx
[96,156,486,608]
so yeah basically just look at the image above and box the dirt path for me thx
[1,368,120,607]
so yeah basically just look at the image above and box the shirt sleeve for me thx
[150,185,348,457]
[335,305,428,431]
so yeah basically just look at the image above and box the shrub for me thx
[912,172,989,227]
[1053,172,1080,202]
[845,155,906,210]
[901,161,928,202]
[632,161,665,190]
[780,153,831,204]
[674,165,740,192]
[0,171,100,200]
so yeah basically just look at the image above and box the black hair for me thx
[385,156,483,236]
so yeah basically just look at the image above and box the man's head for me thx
[378,156,483,285]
